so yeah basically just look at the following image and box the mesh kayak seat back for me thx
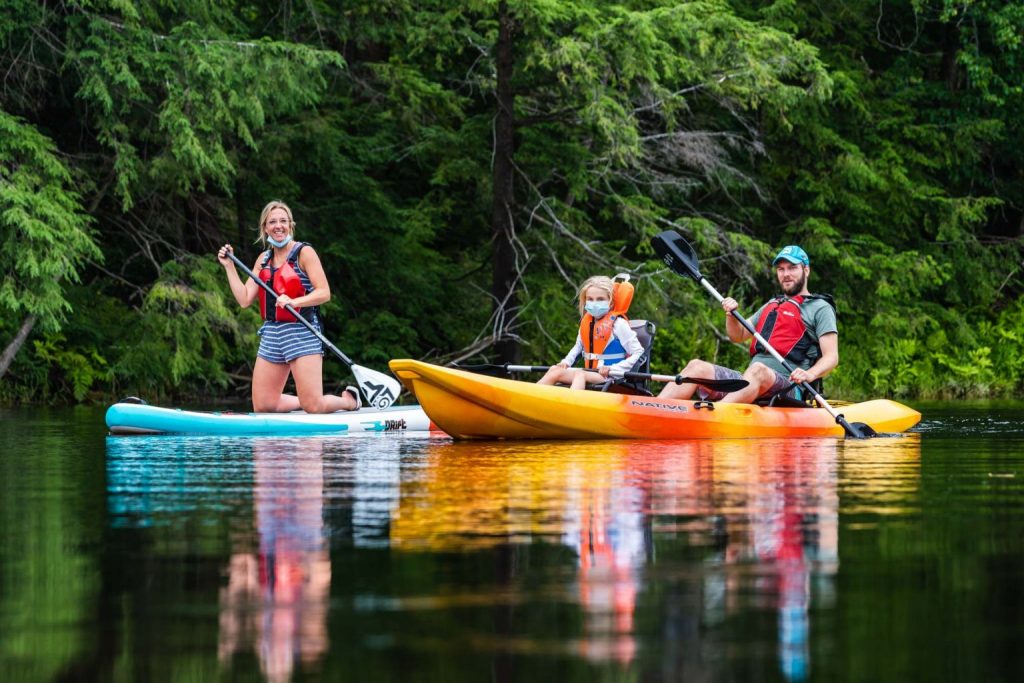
[598,319,657,397]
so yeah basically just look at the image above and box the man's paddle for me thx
[650,229,880,439]
[224,249,401,409]
[453,363,749,392]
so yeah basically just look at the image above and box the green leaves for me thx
[0,111,99,328]
[2,0,1023,402]
[70,10,343,207]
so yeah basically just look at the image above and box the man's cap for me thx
[773,245,809,266]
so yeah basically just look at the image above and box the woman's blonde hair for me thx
[577,275,615,316]
[255,200,296,247]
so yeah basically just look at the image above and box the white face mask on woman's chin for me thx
[267,235,293,248]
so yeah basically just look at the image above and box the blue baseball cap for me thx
[773,245,809,266]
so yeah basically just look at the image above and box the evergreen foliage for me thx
[0,0,1022,403]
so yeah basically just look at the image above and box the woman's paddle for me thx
[650,229,880,439]
[454,363,749,392]
[225,250,401,409]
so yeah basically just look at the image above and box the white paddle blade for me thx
[351,365,402,409]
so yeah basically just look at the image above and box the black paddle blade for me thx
[836,415,881,439]
[651,230,703,282]
[680,376,749,392]
[621,372,749,393]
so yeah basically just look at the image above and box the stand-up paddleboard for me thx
[106,400,438,436]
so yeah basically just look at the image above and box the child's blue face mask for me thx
[585,300,611,318]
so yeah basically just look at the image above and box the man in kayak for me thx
[657,245,838,404]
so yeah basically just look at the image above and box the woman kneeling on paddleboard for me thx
[217,200,359,413]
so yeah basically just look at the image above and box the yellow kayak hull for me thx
[389,359,921,440]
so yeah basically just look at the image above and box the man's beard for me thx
[782,271,807,296]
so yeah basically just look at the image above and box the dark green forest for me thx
[1,0,1022,404]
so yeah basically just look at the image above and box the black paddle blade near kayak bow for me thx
[650,229,888,439]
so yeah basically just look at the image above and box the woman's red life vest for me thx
[749,294,835,367]
[579,276,635,369]
[258,242,315,323]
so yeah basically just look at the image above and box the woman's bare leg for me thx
[290,354,358,413]
[252,358,299,412]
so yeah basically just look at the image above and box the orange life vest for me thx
[579,275,635,369]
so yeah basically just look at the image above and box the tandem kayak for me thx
[388,359,921,440]
[105,401,437,436]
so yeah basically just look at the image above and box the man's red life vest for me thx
[580,277,635,369]
[258,242,315,323]
[749,294,835,367]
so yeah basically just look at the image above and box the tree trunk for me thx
[0,314,38,380]
[940,22,960,94]
[491,0,519,364]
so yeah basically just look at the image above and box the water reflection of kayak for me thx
[105,401,436,435]
[389,360,921,440]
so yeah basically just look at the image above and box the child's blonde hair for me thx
[577,275,615,316]
[255,200,296,247]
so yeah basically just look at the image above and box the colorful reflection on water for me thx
[96,431,923,681]
[7,405,1024,682]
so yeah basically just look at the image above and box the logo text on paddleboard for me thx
[362,418,407,432]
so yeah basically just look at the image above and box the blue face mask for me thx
[267,234,293,248]
[585,300,611,318]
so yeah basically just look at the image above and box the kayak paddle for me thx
[650,229,881,439]
[225,250,401,409]
[454,363,749,392]
[619,371,749,392]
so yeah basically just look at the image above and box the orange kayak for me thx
[388,359,921,440]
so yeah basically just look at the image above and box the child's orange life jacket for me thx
[579,275,635,369]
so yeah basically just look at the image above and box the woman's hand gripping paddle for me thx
[225,249,402,409]
[650,230,882,439]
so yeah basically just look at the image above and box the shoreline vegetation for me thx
[2,1,1022,405]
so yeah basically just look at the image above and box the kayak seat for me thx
[598,319,657,397]
[757,378,825,409]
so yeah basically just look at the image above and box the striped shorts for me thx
[257,321,324,364]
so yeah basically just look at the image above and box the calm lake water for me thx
[2,402,1023,682]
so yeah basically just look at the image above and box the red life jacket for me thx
[749,294,835,367]
[258,242,315,323]
[579,276,635,369]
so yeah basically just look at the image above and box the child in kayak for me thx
[537,275,644,390]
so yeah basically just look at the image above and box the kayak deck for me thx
[106,402,437,436]
[389,359,921,440]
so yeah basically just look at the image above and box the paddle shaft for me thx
[226,251,355,368]
[456,364,747,392]
[621,371,749,393]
